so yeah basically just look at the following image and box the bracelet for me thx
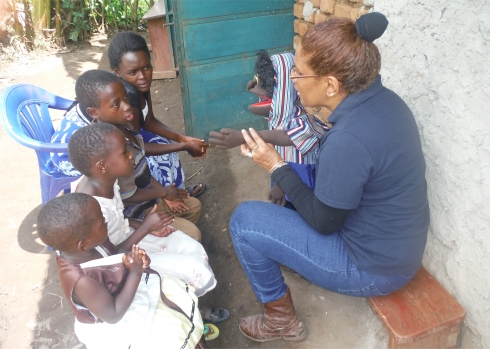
[269,160,287,174]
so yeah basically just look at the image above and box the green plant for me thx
[61,0,89,41]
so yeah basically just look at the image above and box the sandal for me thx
[186,183,207,198]
[201,307,230,325]
[203,323,219,341]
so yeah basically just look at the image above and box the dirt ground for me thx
[0,35,389,349]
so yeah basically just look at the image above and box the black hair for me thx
[254,50,275,98]
[37,193,98,251]
[75,69,120,108]
[68,123,121,176]
[108,31,151,70]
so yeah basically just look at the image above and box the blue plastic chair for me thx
[0,84,80,204]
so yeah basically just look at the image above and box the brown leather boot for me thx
[239,288,306,342]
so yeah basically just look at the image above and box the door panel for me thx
[171,0,295,138]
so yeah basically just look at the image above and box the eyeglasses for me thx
[289,65,323,80]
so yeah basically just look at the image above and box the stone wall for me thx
[293,0,490,347]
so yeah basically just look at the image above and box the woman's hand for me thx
[241,128,283,172]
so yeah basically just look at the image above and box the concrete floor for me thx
[0,37,389,348]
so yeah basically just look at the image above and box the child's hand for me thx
[164,198,189,213]
[186,140,208,158]
[122,245,146,274]
[269,183,286,206]
[164,183,189,202]
[149,225,177,238]
[141,205,175,235]
[139,248,151,269]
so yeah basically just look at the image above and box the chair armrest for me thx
[5,130,69,153]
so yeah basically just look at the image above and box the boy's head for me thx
[37,193,107,252]
[75,69,133,124]
[69,123,133,177]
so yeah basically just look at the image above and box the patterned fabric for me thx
[140,129,185,189]
[47,103,91,176]
[267,53,330,164]
[122,79,185,189]
[281,114,330,165]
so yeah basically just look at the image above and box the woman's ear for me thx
[325,76,341,97]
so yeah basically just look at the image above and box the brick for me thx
[350,8,360,20]
[320,0,335,14]
[334,4,353,19]
[315,11,328,24]
[359,6,370,16]
[297,20,312,36]
[294,19,300,33]
[351,7,370,20]
[293,35,302,50]
[305,11,316,23]
[294,3,305,19]
[310,0,321,8]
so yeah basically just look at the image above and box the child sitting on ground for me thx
[37,193,208,349]
[48,69,202,241]
[68,123,228,321]
[108,32,207,214]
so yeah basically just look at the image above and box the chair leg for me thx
[39,172,52,205]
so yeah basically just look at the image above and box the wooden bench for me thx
[368,266,466,348]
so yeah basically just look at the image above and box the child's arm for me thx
[122,178,189,204]
[269,183,287,206]
[72,245,145,324]
[116,205,175,251]
[209,128,294,149]
[140,93,209,157]
[127,218,142,230]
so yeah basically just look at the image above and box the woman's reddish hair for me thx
[301,17,381,94]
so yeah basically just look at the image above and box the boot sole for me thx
[239,326,307,343]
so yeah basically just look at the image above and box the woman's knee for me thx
[230,201,264,237]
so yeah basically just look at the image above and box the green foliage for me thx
[59,0,151,42]
[60,0,90,42]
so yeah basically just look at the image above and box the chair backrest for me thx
[0,84,75,170]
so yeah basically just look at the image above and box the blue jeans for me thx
[230,201,415,303]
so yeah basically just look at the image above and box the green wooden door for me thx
[169,0,295,138]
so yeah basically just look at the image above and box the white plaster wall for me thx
[372,0,490,347]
